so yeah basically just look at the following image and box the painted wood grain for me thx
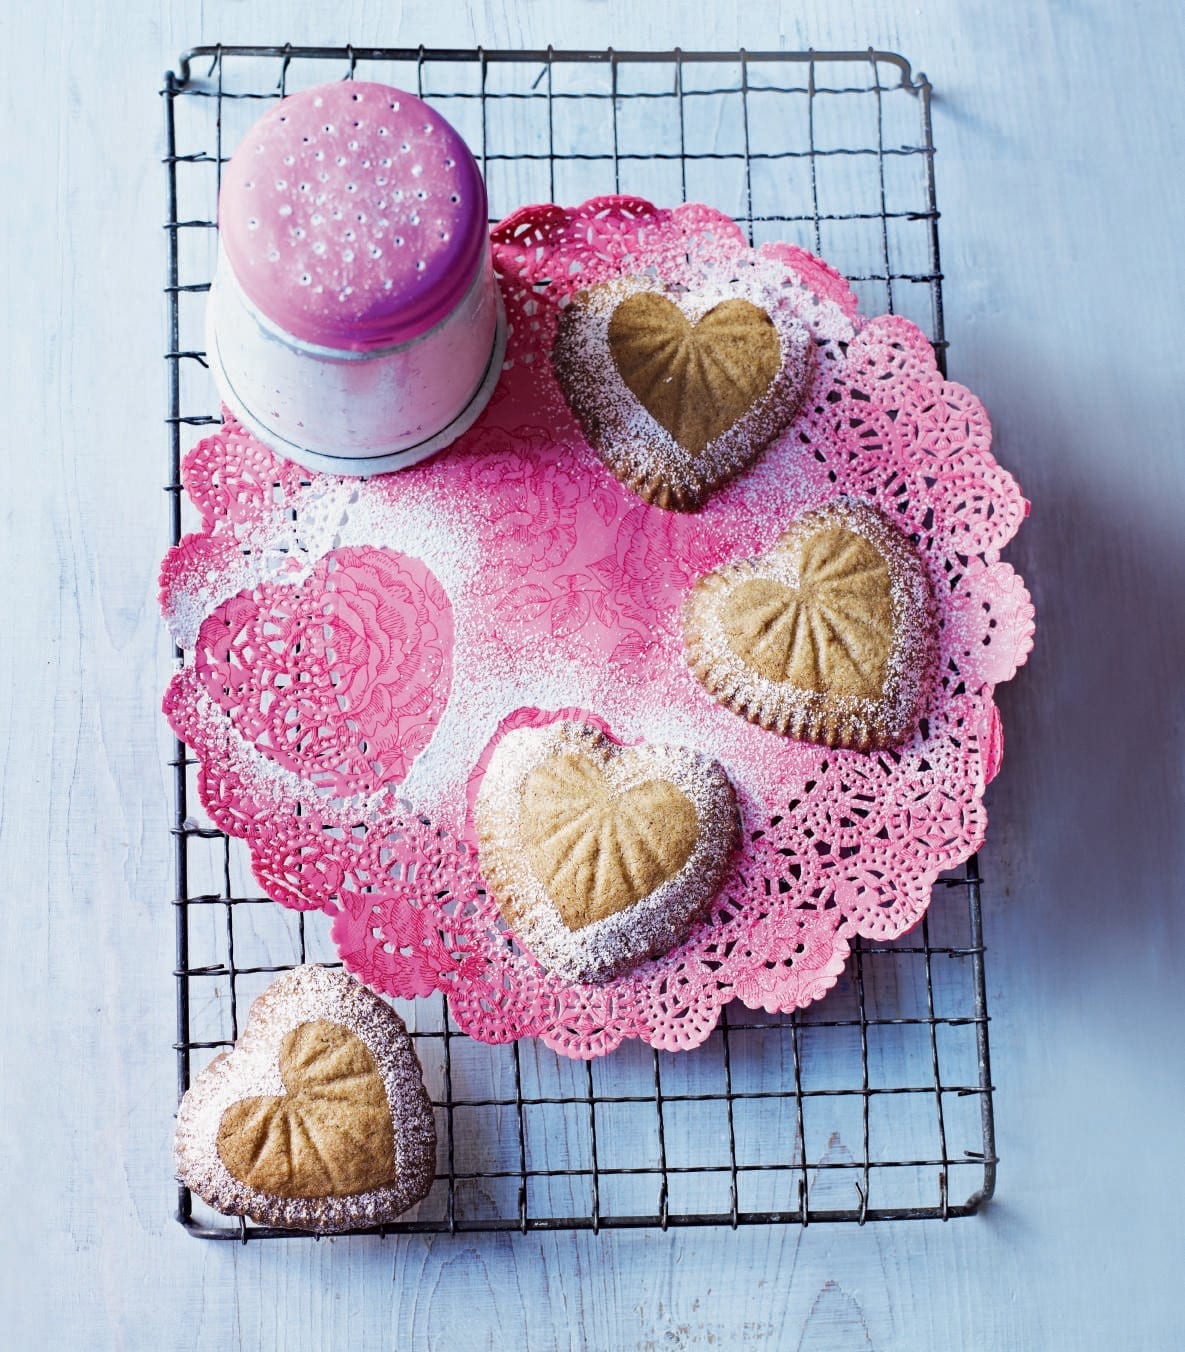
[1,1,1183,1348]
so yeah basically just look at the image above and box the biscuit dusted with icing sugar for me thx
[475,720,740,983]
[683,498,937,751]
[174,965,436,1233]
[553,275,814,511]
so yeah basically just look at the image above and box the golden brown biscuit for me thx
[174,966,436,1232]
[553,276,814,511]
[475,721,739,983]
[683,499,937,750]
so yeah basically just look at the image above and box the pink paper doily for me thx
[161,196,1034,1059]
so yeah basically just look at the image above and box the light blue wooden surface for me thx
[2,2,1183,1348]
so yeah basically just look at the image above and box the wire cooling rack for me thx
[164,46,996,1237]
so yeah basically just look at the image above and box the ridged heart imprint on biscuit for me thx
[552,276,814,511]
[216,1021,396,1199]
[173,966,436,1232]
[475,721,740,984]
[682,498,937,750]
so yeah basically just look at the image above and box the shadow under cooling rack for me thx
[164,46,994,1237]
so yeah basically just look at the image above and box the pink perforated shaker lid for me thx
[218,82,489,352]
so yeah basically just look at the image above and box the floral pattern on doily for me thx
[193,547,452,797]
[160,196,1034,1058]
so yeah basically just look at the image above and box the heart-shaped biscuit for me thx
[174,966,436,1232]
[683,499,937,750]
[475,721,739,983]
[608,293,782,454]
[520,753,700,929]
[553,276,814,511]
[216,1021,397,1199]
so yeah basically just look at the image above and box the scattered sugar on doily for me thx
[158,197,1034,1054]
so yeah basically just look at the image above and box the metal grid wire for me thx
[164,46,995,1237]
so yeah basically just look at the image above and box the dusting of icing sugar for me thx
[163,247,898,833]
[179,681,398,825]
[165,473,480,651]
